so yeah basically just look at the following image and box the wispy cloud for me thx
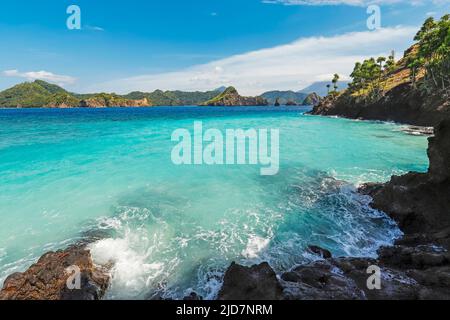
[262,0,449,6]
[92,26,417,95]
[2,70,76,86]
[85,25,105,32]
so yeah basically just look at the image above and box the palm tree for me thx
[376,57,386,69]
[326,84,331,95]
[332,74,340,92]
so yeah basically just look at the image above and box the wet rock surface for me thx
[218,262,283,300]
[367,120,450,248]
[220,120,450,300]
[219,244,450,300]
[0,245,110,300]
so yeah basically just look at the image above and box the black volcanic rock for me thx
[368,120,450,244]
[307,245,332,259]
[218,262,283,300]
[219,121,450,300]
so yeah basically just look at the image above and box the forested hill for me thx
[310,14,450,127]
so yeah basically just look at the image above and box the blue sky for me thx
[0,0,448,94]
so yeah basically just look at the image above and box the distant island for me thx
[200,86,268,106]
[260,90,320,106]
[0,80,320,108]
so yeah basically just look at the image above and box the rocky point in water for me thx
[0,245,110,300]
[218,120,450,300]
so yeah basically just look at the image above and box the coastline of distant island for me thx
[0,80,323,109]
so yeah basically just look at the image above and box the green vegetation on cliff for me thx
[311,14,450,126]
[408,15,450,92]
[344,14,449,101]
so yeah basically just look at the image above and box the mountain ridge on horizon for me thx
[0,80,320,108]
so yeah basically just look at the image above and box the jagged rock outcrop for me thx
[274,98,281,107]
[302,92,321,106]
[0,246,110,300]
[364,120,450,248]
[201,87,268,106]
[218,262,283,300]
[219,244,450,300]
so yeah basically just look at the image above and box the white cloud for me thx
[92,26,417,95]
[2,70,76,86]
[262,0,448,5]
[85,25,105,31]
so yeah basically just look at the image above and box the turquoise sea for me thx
[0,106,429,299]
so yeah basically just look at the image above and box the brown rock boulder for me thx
[0,246,110,300]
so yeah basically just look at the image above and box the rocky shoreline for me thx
[1,120,449,300]
[217,119,450,300]
[310,88,450,127]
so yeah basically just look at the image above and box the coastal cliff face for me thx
[366,120,450,247]
[218,120,450,300]
[311,83,449,127]
[310,43,450,126]
[79,97,150,108]
[0,246,110,300]
[201,87,268,106]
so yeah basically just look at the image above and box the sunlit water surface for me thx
[0,106,429,299]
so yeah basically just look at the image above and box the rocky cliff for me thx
[311,83,449,127]
[364,119,450,247]
[310,44,450,126]
[201,87,268,106]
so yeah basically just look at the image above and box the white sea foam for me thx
[89,237,165,298]
[242,236,271,259]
